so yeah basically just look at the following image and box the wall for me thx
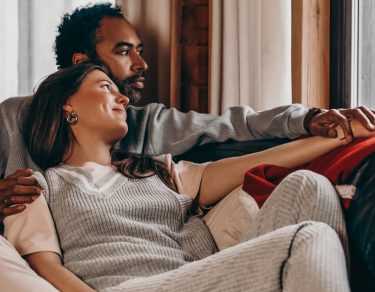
[181,0,209,112]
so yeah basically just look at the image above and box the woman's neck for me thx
[64,137,113,167]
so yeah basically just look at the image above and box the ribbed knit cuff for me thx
[303,107,326,135]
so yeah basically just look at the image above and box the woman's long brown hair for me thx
[22,62,176,191]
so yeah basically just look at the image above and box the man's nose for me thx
[130,53,148,72]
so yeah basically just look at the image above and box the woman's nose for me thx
[116,93,130,106]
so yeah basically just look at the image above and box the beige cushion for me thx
[203,186,259,250]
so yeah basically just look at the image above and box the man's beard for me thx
[108,71,144,104]
[91,58,144,104]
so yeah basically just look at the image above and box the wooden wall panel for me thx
[292,0,330,109]
[180,0,209,113]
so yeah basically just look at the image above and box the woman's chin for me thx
[115,125,128,141]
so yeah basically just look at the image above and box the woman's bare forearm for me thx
[24,252,95,292]
[199,134,346,207]
[199,119,375,206]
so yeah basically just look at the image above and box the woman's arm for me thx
[24,252,95,292]
[198,119,374,206]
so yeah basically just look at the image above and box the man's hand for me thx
[308,106,375,143]
[0,169,42,222]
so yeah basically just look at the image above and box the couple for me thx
[4,62,375,291]
[0,2,375,291]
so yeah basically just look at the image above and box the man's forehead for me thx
[98,17,141,46]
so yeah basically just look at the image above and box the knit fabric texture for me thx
[0,96,309,178]
[33,166,217,291]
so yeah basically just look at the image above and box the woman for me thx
[5,63,370,291]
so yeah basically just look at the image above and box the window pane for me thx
[358,0,375,108]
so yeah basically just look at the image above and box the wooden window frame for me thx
[292,0,330,109]
[330,0,353,108]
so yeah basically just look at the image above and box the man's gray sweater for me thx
[0,96,309,178]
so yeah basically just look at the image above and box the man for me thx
[0,3,374,290]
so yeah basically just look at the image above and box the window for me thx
[0,0,115,102]
[331,0,375,109]
[356,0,375,108]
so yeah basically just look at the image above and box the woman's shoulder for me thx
[31,167,65,197]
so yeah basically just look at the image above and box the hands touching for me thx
[0,169,42,222]
[307,106,375,143]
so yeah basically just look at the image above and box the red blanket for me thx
[242,137,375,209]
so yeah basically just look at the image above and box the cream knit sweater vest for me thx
[34,166,216,291]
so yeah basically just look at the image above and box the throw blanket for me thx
[242,137,375,209]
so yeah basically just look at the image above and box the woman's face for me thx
[65,69,130,144]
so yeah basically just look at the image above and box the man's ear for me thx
[72,53,89,65]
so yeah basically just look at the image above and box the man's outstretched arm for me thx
[123,103,375,156]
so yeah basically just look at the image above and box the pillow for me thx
[203,186,259,250]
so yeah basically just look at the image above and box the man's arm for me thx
[123,103,309,156]
[308,106,375,143]
[0,98,42,223]
[123,103,375,157]
[0,170,42,222]
[25,252,94,292]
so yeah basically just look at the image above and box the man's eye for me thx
[137,49,144,56]
[119,49,130,56]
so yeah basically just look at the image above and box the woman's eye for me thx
[102,84,110,90]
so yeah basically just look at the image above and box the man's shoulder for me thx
[0,96,31,112]
[0,96,31,132]
[127,102,165,112]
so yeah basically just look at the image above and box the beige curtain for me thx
[117,0,181,107]
[209,0,292,114]
[0,0,18,101]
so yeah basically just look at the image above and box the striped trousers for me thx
[107,170,349,292]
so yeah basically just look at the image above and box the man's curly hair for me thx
[54,2,124,69]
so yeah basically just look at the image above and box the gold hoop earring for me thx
[66,110,78,125]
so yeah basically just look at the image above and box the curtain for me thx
[0,1,18,100]
[0,0,115,102]
[209,0,292,114]
[117,0,181,107]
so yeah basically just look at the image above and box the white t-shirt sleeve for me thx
[3,174,61,257]
[158,154,211,199]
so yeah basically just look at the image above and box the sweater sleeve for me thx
[3,172,61,257]
[121,103,309,156]
[0,101,10,179]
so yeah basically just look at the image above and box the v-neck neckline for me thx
[52,164,128,198]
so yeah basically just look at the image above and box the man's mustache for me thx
[124,71,145,84]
